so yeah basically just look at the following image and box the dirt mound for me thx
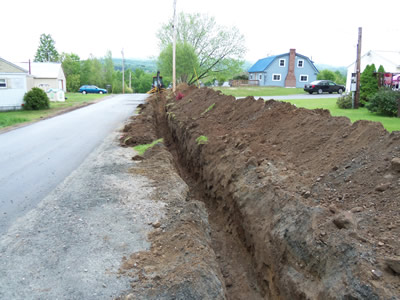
[120,85,400,299]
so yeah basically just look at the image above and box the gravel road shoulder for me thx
[0,127,165,299]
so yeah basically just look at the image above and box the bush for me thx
[366,88,400,116]
[337,93,353,109]
[23,87,50,110]
[233,74,248,80]
[360,64,378,105]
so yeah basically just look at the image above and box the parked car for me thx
[79,85,107,94]
[304,80,345,94]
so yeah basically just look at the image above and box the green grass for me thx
[0,93,107,128]
[201,103,215,115]
[133,138,164,155]
[282,98,400,132]
[196,135,208,144]
[215,86,305,97]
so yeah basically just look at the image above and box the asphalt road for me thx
[0,129,164,299]
[0,94,147,235]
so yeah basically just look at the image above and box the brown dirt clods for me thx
[119,85,400,300]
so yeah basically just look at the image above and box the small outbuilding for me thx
[15,61,66,92]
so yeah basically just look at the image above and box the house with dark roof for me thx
[248,49,319,88]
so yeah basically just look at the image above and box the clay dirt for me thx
[118,85,400,299]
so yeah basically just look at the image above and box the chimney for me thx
[285,48,296,87]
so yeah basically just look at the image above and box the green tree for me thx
[334,70,346,85]
[34,34,59,62]
[158,12,246,84]
[80,55,103,87]
[131,69,153,93]
[61,53,81,92]
[158,42,199,83]
[111,71,132,94]
[317,69,336,81]
[360,64,378,103]
[378,65,385,73]
[103,50,114,87]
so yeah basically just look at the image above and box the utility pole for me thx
[172,0,177,93]
[129,71,132,90]
[354,27,362,109]
[121,49,125,94]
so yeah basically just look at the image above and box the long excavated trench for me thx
[161,114,266,299]
[119,85,400,299]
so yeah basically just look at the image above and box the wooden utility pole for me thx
[121,49,125,94]
[172,0,177,93]
[398,98,400,118]
[354,27,362,109]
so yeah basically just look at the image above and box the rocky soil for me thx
[119,85,400,299]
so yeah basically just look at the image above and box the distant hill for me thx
[111,58,253,74]
[112,58,157,73]
[315,64,347,75]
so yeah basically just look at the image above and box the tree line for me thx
[34,13,247,93]
[34,34,157,93]
[61,51,155,93]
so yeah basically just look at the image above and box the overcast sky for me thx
[2,0,399,67]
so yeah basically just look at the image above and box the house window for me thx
[279,59,285,67]
[300,75,308,82]
[298,60,304,68]
[259,74,262,80]
[0,79,6,88]
[272,74,281,81]
[249,74,253,80]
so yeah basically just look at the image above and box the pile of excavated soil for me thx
[120,85,400,299]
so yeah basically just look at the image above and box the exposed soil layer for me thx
[120,85,400,299]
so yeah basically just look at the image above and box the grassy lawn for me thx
[0,93,107,129]
[215,86,305,97]
[283,98,400,132]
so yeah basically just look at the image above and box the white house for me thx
[346,50,400,92]
[15,62,66,92]
[0,57,33,111]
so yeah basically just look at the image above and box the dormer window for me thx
[298,59,304,68]
[279,59,285,67]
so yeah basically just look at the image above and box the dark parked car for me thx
[304,80,345,94]
[79,85,107,94]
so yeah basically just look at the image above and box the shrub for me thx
[23,87,50,110]
[337,93,353,109]
[366,88,400,116]
[360,64,378,104]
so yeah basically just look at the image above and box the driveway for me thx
[0,94,147,235]
[237,94,341,100]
